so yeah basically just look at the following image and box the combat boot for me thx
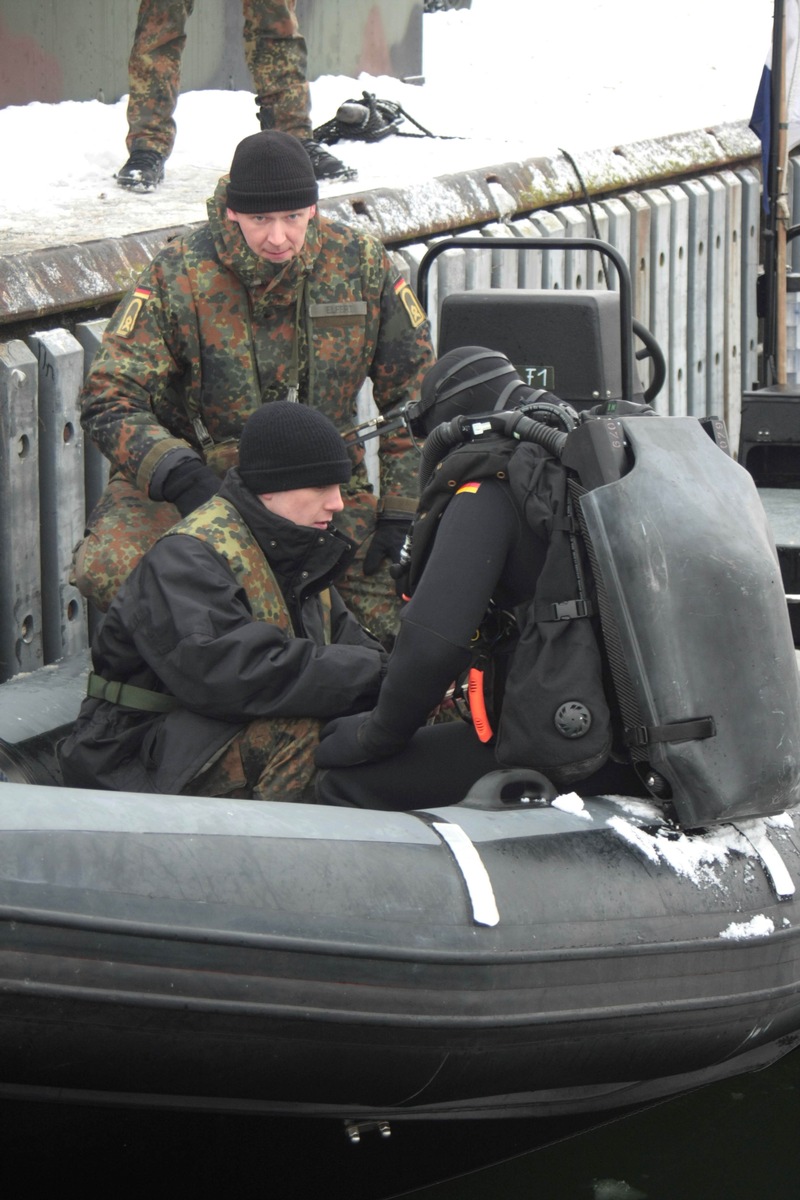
[301,139,356,183]
[116,149,165,191]
[256,100,355,182]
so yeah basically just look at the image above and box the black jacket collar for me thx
[219,469,356,598]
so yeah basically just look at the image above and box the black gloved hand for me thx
[315,713,375,768]
[315,711,405,768]
[161,458,221,517]
[362,517,410,576]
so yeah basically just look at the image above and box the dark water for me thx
[2,1050,799,1196]
[397,1051,800,1199]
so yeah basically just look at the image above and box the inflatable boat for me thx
[0,775,799,1121]
[1,655,800,1123]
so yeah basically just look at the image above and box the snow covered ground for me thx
[0,0,775,254]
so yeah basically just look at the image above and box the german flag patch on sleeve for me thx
[117,286,152,338]
[393,275,427,329]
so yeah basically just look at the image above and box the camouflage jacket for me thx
[59,471,387,795]
[80,178,434,505]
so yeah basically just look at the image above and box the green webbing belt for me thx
[87,671,180,713]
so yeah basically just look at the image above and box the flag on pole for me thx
[750,0,800,210]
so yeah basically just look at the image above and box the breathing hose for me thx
[418,408,570,491]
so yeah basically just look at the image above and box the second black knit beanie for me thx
[238,402,352,493]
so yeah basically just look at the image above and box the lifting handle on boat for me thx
[415,236,636,403]
[460,768,559,811]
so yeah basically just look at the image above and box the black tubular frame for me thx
[416,236,636,403]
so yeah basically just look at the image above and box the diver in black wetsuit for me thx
[314,346,643,810]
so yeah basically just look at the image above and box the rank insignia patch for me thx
[394,278,427,329]
[117,286,152,338]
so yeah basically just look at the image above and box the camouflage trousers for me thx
[189,715,323,802]
[126,0,310,158]
[72,476,402,646]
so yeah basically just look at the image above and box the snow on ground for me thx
[0,0,774,255]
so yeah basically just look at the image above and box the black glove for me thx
[315,712,406,768]
[161,458,221,517]
[315,713,376,768]
[362,516,410,576]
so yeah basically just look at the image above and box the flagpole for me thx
[763,0,785,386]
[775,0,789,385]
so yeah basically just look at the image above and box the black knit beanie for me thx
[226,131,319,213]
[238,402,352,493]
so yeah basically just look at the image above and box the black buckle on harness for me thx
[552,599,593,621]
[625,716,716,747]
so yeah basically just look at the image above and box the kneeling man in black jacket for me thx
[60,403,387,802]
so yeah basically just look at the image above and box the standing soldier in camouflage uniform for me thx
[77,130,434,646]
[117,0,352,189]
[60,403,388,803]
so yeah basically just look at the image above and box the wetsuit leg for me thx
[316,725,650,810]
